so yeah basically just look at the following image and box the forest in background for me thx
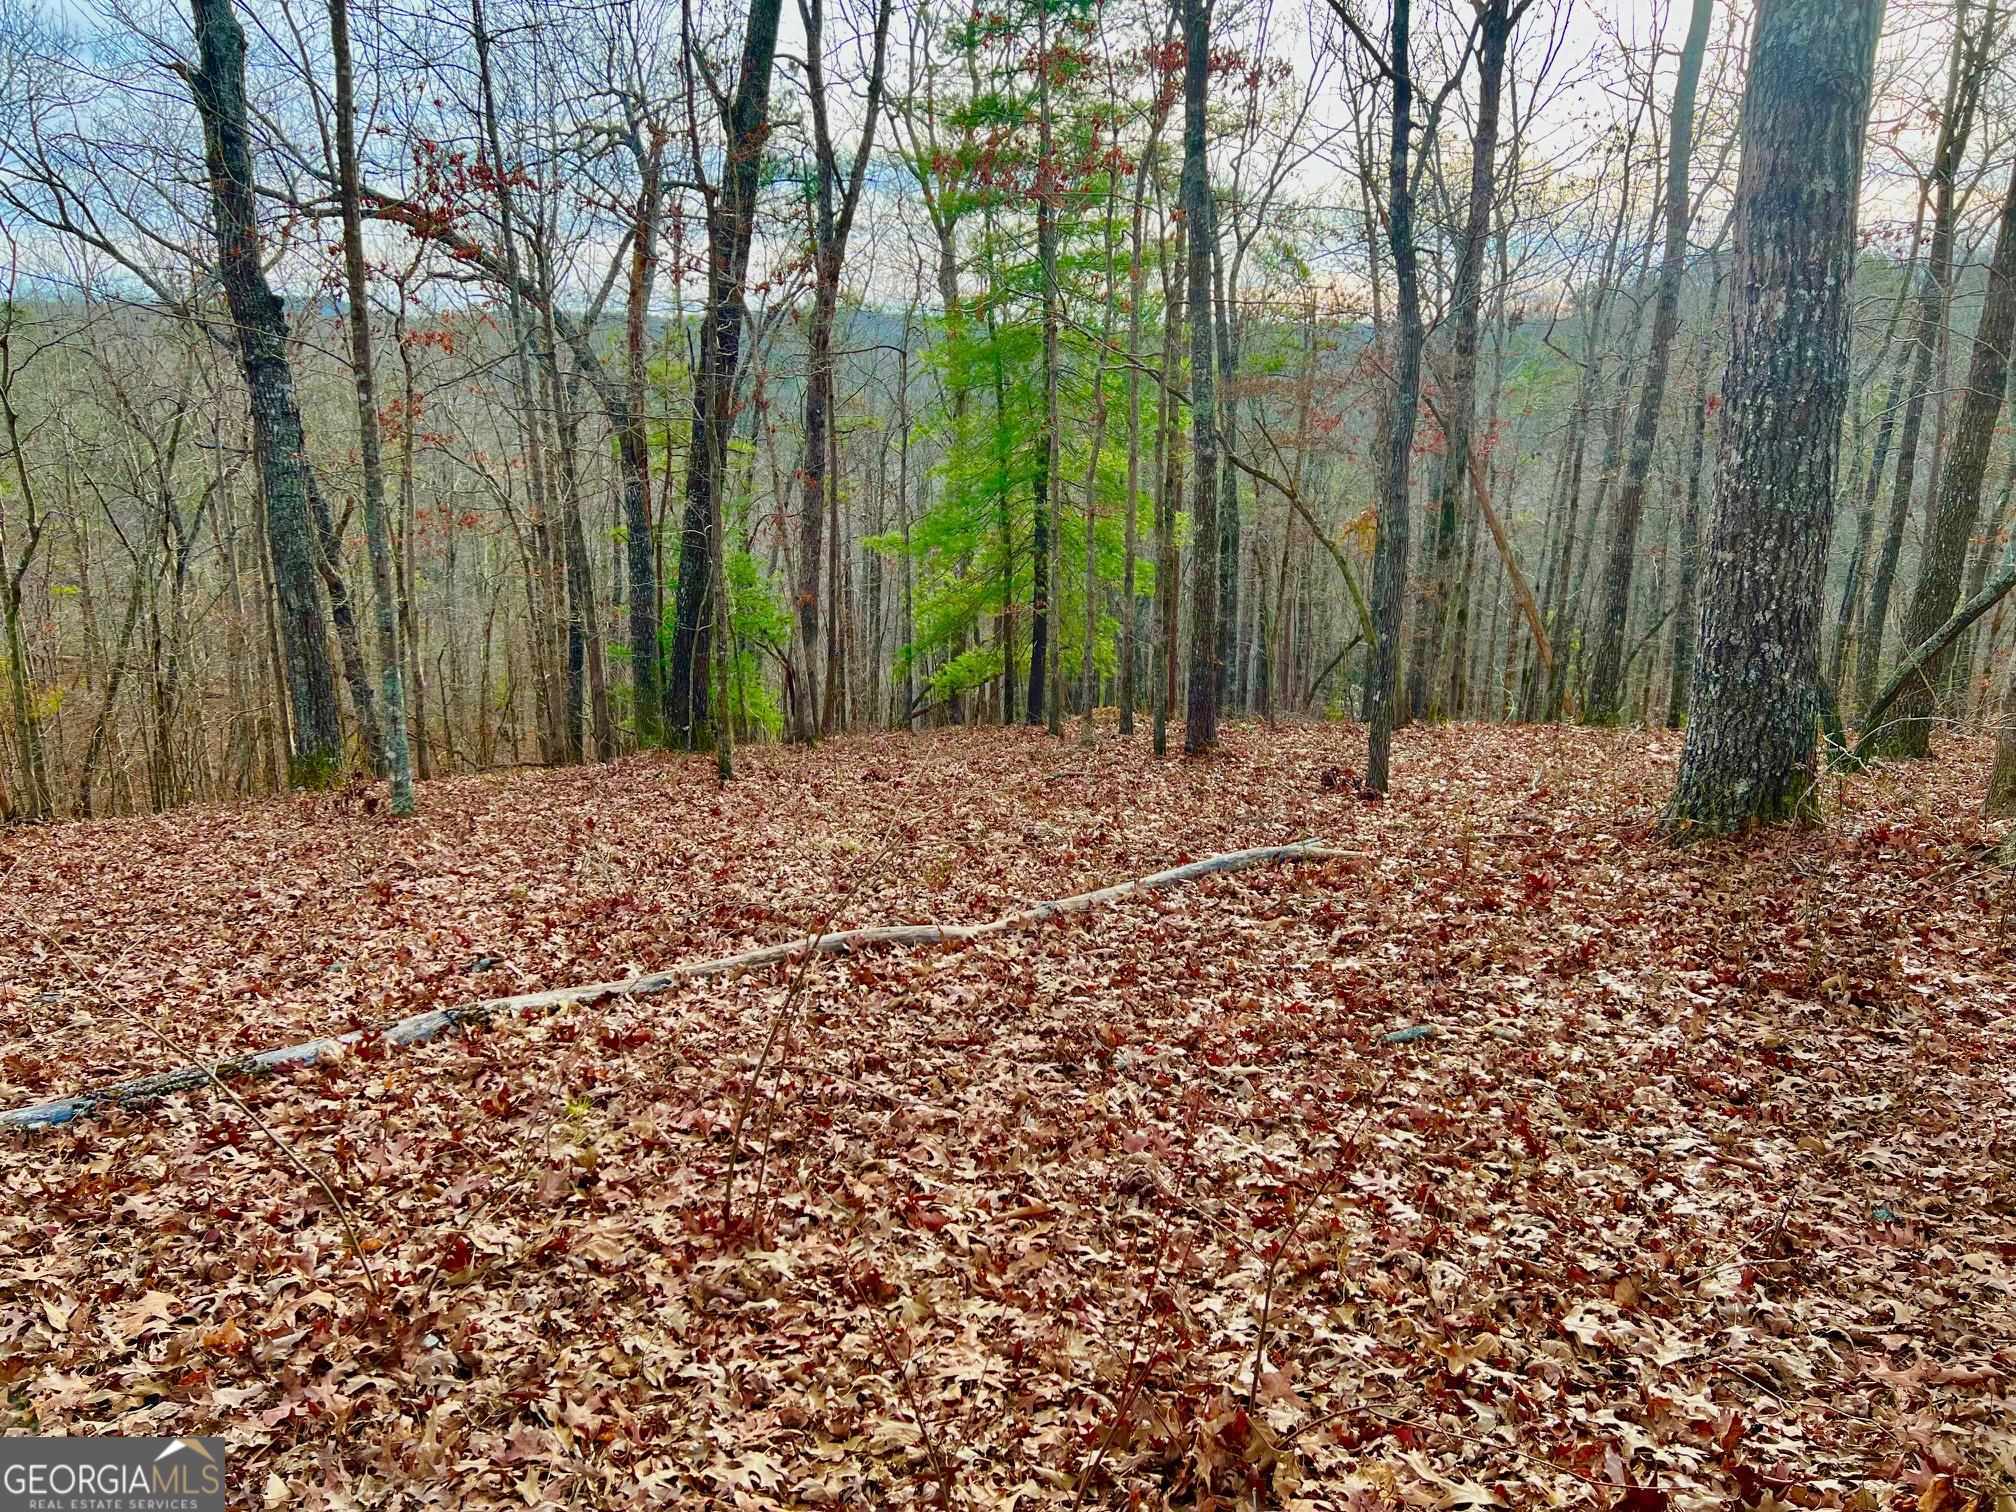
[6,0,2016,1499]
[0,0,2012,828]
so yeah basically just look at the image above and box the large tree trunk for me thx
[1872,154,2016,758]
[186,0,343,785]
[668,0,785,747]
[1664,0,1882,833]
[1585,0,1713,724]
[1666,262,1723,728]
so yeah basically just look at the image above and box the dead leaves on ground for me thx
[2,722,2014,1509]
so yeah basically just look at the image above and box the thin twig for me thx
[725,829,907,1232]
[851,1280,961,1507]
[41,930,383,1303]
[1245,1071,1393,1409]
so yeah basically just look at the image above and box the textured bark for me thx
[1585,0,1713,724]
[185,0,343,784]
[328,0,415,816]
[1179,0,1220,756]
[1664,0,1881,834]
[1666,264,1723,728]
[1366,0,1422,793]
[668,0,785,745]
[1873,155,2016,758]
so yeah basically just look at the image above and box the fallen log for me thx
[4,839,1339,1131]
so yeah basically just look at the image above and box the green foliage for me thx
[728,547,789,650]
[287,748,343,791]
[656,545,789,741]
[875,236,1167,708]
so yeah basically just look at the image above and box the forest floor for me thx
[2,720,2013,1509]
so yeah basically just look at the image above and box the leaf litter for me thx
[2,721,2013,1509]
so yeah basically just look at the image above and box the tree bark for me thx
[1366,0,1421,792]
[1666,261,1724,727]
[328,0,415,815]
[1664,0,1882,833]
[668,0,785,746]
[185,0,343,785]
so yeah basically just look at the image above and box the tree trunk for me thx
[1664,0,1882,833]
[1154,215,1186,758]
[1586,0,1713,724]
[1119,93,1168,736]
[619,136,666,747]
[1366,0,1422,792]
[1873,155,2016,758]
[470,0,560,764]
[668,0,785,746]
[791,0,892,744]
[1830,197,1930,692]
[185,0,343,785]
[1855,2,1994,715]
[1987,657,2016,817]
[1666,261,1724,727]
[328,0,415,815]
[1405,0,1518,724]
